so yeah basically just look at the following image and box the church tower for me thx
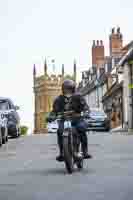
[33,60,63,134]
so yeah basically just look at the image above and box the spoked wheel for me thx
[75,142,84,170]
[63,136,74,174]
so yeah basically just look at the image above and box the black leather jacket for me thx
[52,93,89,114]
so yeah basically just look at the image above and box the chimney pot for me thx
[117,27,120,34]
[112,28,115,34]
[100,40,103,46]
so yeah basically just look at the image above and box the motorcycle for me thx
[48,111,84,174]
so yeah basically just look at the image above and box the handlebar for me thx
[56,111,78,121]
[46,110,90,122]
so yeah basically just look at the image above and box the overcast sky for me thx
[0,0,133,133]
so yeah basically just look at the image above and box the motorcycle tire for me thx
[63,136,74,174]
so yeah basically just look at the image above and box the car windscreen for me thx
[90,111,106,117]
[0,100,9,110]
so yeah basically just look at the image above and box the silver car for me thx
[86,108,110,132]
[47,120,58,134]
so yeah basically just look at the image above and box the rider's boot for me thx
[81,133,92,159]
[83,151,92,159]
[56,135,64,162]
[56,154,64,162]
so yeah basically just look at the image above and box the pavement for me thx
[110,126,128,133]
[0,132,133,200]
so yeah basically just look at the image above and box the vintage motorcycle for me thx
[47,111,85,174]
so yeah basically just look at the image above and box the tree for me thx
[20,125,29,135]
[64,74,74,81]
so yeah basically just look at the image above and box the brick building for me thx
[79,27,132,130]
[102,28,133,129]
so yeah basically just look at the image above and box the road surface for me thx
[0,132,133,200]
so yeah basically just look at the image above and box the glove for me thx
[46,112,56,123]
[83,111,90,119]
[46,117,51,123]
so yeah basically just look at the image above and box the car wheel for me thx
[17,128,20,137]
[6,135,8,142]
[15,127,20,138]
[0,129,2,147]
[105,127,110,132]
[2,136,6,144]
[5,128,8,143]
[1,128,6,144]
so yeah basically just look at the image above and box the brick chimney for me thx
[109,27,123,58]
[92,40,105,68]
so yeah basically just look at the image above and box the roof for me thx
[122,41,133,51]
[119,46,133,66]
[0,97,10,100]
[0,97,14,105]
[79,80,96,96]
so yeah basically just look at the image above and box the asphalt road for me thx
[0,132,133,200]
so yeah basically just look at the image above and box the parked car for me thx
[85,108,110,132]
[47,120,58,134]
[0,97,21,138]
[0,128,2,146]
[0,111,8,146]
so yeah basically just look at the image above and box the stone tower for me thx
[109,27,123,58]
[33,61,64,134]
[33,60,77,134]
[92,40,105,68]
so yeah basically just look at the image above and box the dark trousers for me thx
[57,118,88,154]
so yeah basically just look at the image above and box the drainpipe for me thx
[121,88,123,128]
[95,79,100,108]
[128,62,133,130]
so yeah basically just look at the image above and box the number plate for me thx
[92,123,101,126]
[64,121,71,129]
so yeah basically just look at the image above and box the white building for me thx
[118,46,133,130]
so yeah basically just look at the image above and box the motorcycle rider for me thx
[49,79,92,161]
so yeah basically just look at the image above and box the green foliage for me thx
[20,125,29,135]
[64,74,74,81]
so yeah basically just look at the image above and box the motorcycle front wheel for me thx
[63,136,74,174]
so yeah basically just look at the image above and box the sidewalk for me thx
[110,125,128,133]
[110,125,133,134]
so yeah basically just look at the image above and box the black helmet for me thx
[62,79,76,94]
